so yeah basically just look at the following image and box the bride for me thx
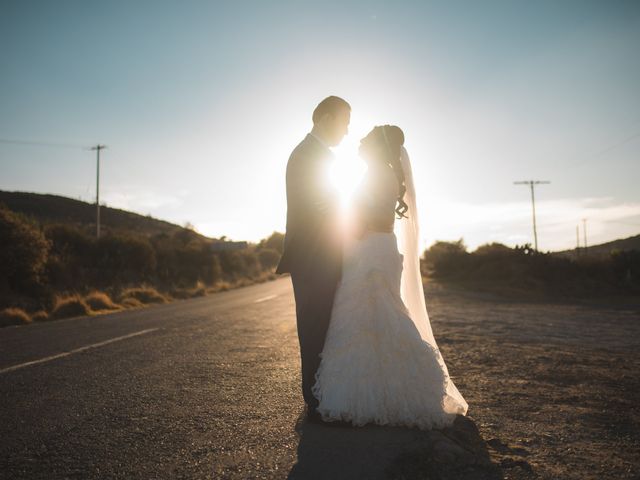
[311,125,468,430]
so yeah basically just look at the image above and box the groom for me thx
[276,96,351,418]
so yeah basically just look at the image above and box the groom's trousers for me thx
[290,267,340,409]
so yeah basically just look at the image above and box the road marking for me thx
[0,328,159,375]
[254,295,277,303]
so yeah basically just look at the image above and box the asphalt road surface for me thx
[2,278,480,480]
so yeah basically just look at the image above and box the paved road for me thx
[1,278,466,480]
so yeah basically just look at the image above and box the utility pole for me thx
[582,218,588,252]
[90,144,107,238]
[514,180,550,251]
[576,225,580,252]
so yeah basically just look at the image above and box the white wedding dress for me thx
[311,148,468,430]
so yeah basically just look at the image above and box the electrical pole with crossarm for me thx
[514,180,550,251]
[90,144,107,238]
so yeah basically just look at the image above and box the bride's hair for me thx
[376,125,408,219]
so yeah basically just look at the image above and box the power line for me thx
[567,128,640,169]
[0,138,86,150]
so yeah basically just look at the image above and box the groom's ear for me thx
[315,113,333,127]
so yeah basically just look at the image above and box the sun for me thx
[329,149,367,210]
[329,113,371,210]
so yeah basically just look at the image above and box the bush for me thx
[51,295,92,319]
[45,224,92,258]
[153,233,222,286]
[84,291,120,311]
[217,250,248,278]
[239,249,261,276]
[424,238,640,298]
[44,224,94,289]
[424,239,469,278]
[94,234,157,284]
[257,232,285,254]
[611,249,640,282]
[473,242,513,257]
[258,248,281,270]
[0,207,283,322]
[31,310,49,322]
[119,287,167,304]
[0,204,50,293]
[0,307,32,327]
[170,282,207,299]
[120,297,144,309]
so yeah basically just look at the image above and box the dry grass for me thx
[51,295,93,319]
[205,274,279,295]
[170,282,207,300]
[31,310,49,322]
[84,291,121,311]
[2,275,281,328]
[207,281,233,293]
[119,286,168,305]
[0,307,32,327]
[120,297,144,309]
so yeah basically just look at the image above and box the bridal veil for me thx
[393,146,468,415]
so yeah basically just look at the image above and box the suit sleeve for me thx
[286,152,337,218]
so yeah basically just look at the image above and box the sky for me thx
[1,0,639,252]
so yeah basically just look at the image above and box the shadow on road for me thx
[287,413,506,480]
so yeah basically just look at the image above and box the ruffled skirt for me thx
[311,232,460,430]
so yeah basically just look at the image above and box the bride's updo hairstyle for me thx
[374,125,409,219]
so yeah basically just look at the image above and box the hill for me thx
[0,190,213,241]
[553,233,640,258]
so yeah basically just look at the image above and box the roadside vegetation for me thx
[0,202,283,327]
[423,239,640,301]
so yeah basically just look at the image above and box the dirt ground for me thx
[386,281,640,480]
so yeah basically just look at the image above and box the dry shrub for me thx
[208,281,232,293]
[186,282,207,298]
[171,284,207,300]
[169,288,190,300]
[52,295,92,319]
[254,271,278,283]
[120,297,144,309]
[189,284,206,298]
[234,278,253,288]
[85,291,120,311]
[31,310,49,322]
[0,307,32,327]
[120,287,167,305]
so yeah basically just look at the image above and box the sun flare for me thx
[329,150,367,211]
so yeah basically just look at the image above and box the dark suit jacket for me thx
[276,134,342,279]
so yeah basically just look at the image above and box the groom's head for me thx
[311,96,351,147]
